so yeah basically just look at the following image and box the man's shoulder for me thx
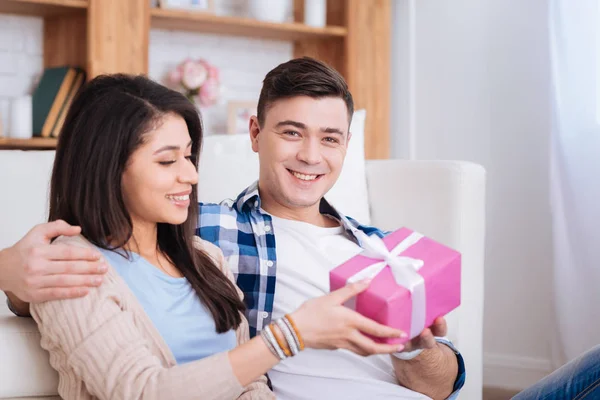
[199,199,236,213]
[197,200,254,244]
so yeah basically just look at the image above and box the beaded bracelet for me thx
[262,325,287,360]
[276,319,299,356]
[260,329,280,359]
[260,315,306,360]
[270,322,292,357]
[281,316,303,352]
[284,314,305,351]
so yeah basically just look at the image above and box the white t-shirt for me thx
[267,214,431,400]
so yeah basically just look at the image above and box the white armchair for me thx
[0,131,485,399]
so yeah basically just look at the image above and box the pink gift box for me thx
[329,228,461,345]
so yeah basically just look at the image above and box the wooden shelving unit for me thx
[0,137,58,150]
[0,0,86,16]
[0,0,391,157]
[151,8,347,41]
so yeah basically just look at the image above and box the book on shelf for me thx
[32,66,86,138]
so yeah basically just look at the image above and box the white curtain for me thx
[549,0,600,363]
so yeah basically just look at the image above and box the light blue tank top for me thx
[96,247,237,365]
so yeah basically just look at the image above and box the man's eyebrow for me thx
[276,121,345,136]
[322,127,345,136]
[275,120,307,129]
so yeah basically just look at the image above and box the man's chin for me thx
[283,193,323,209]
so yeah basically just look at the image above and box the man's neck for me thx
[258,188,339,228]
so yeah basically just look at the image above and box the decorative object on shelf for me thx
[248,0,292,23]
[304,0,327,27]
[168,58,221,108]
[8,95,33,140]
[227,101,257,135]
[158,0,214,12]
[211,0,248,18]
[32,66,86,138]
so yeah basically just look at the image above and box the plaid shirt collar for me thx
[233,181,370,241]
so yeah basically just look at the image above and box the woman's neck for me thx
[126,220,183,278]
[126,220,158,257]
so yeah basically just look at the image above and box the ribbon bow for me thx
[348,231,427,338]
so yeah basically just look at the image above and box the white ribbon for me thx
[348,231,426,338]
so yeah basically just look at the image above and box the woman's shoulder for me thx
[53,234,94,248]
[192,237,225,265]
[31,236,125,330]
[192,237,237,281]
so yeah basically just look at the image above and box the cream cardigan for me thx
[30,235,274,400]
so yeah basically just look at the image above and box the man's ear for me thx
[346,131,352,149]
[249,116,260,153]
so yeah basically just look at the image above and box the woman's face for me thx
[121,113,198,228]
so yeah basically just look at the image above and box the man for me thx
[2,57,464,399]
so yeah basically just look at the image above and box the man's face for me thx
[250,95,351,211]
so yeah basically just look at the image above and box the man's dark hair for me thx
[257,57,354,127]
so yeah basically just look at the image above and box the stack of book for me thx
[32,66,86,138]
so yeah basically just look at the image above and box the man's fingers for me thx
[34,287,90,303]
[37,274,104,289]
[43,243,101,262]
[417,328,437,349]
[351,311,406,339]
[36,220,81,242]
[328,279,372,304]
[50,260,107,275]
[430,317,448,337]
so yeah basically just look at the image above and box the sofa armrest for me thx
[0,293,59,399]
[365,159,486,400]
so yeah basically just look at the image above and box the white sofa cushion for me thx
[0,310,58,398]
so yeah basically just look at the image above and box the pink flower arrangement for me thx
[168,58,220,107]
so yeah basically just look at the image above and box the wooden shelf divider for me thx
[150,7,347,41]
[0,137,58,150]
[0,0,87,17]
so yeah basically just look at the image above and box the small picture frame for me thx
[227,101,258,135]
[158,0,214,12]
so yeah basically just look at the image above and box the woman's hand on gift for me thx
[289,279,407,357]
[401,317,448,352]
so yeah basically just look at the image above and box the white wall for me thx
[392,0,554,390]
[148,29,291,135]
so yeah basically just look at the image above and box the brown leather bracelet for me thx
[284,314,305,351]
[270,323,292,357]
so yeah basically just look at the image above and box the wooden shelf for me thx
[0,0,86,17]
[0,137,57,150]
[0,0,391,158]
[151,8,347,41]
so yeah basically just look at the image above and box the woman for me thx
[30,74,403,400]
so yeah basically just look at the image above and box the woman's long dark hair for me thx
[49,74,245,332]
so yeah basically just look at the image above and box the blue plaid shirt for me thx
[197,181,465,397]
